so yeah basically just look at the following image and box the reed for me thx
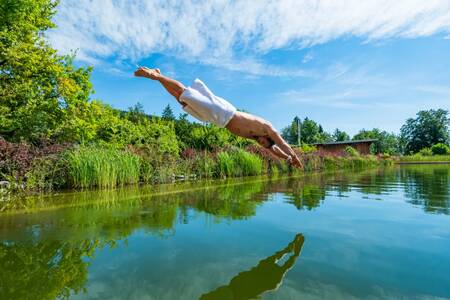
[400,154,450,162]
[216,152,235,177]
[65,147,140,188]
[231,150,264,176]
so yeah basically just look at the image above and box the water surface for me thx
[1,165,450,299]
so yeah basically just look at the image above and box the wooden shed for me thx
[311,139,378,155]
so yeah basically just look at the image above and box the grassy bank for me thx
[399,155,450,163]
[0,141,394,197]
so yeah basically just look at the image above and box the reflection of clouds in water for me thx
[265,278,443,300]
[73,253,261,300]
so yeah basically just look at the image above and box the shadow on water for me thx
[0,165,449,299]
[199,234,304,300]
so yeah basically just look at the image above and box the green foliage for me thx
[232,150,263,176]
[299,144,316,153]
[0,0,93,142]
[190,125,233,150]
[281,116,301,145]
[431,143,450,155]
[344,146,360,157]
[26,155,66,190]
[400,109,450,154]
[418,147,433,156]
[215,150,263,177]
[191,152,217,178]
[282,116,332,145]
[161,104,175,121]
[65,146,141,188]
[332,129,350,142]
[353,128,399,155]
[216,152,235,177]
[400,155,450,162]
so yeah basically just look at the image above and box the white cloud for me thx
[47,0,450,74]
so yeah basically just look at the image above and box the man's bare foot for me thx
[134,67,161,80]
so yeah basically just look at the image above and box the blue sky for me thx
[48,1,450,135]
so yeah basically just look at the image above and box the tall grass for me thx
[65,147,140,188]
[400,155,450,162]
[232,150,263,176]
[216,152,235,177]
[215,150,263,177]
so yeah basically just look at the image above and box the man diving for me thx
[134,67,302,168]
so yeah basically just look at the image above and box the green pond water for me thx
[1,165,450,300]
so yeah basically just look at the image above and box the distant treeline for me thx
[281,109,450,156]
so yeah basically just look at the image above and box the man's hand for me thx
[134,67,161,80]
[289,156,303,169]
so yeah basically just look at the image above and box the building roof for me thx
[311,139,378,146]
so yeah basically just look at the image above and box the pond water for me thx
[1,165,450,300]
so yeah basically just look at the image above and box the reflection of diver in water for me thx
[199,234,304,300]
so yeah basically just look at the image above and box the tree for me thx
[0,0,93,142]
[281,117,331,145]
[332,129,350,142]
[353,128,399,155]
[300,118,330,144]
[125,102,147,124]
[161,104,175,121]
[281,116,301,145]
[400,109,450,154]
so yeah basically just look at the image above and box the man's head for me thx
[256,136,275,149]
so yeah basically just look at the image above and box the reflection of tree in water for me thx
[284,183,326,210]
[0,239,105,300]
[351,168,399,196]
[0,181,268,300]
[400,166,450,214]
[2,166,447,299]
[199,234,304,300]
[182,180,266,221]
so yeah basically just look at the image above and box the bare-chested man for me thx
[134,67,302,168]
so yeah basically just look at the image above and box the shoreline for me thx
[0,166,390,215]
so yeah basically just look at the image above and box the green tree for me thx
[0,0,93,142]
[161,104,175,121]
[282,117,331,145]
[332,129,350,142]
[400,109,450,154]
[125,102,147,124]
[281,116,300,145]
[353,128,399,155]
[301,118,329,144]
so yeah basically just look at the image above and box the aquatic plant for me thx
[65,146,140,188]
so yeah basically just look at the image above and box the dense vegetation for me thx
[282,110,450,156]
[1,0,447,197]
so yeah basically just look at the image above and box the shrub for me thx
[431,143,450,155]
[418,147,433,156]
[344,146,359,157]
[299,144,317,154]
[190,151,217,178]
[26,155,67,190]
[0,138,69,183]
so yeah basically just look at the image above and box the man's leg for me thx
[134,67,186,104]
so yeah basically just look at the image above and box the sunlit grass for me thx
[65,147,140,188]
[400,155,450,162]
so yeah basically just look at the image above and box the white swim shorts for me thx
[179,78,237,128]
